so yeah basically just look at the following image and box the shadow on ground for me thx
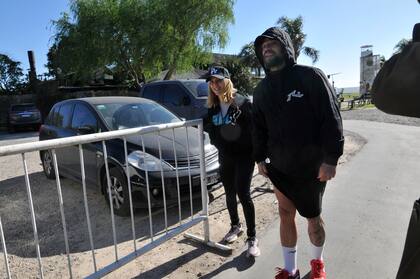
[133,238,248,279]
[199,250,255,279]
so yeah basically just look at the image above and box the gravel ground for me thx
[341,108,420,127]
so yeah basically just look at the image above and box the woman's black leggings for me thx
[219,153,256,238]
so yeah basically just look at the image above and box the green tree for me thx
[221,58,255,95]
[379,55,386,67]
[154,0,235,80]
[276,15,319,63]
[238,42,262,76]
[48,0,235,86]
[238,15,319,73]
[0,54,24,93]
[394,38,412,54]
[48,1,150,86]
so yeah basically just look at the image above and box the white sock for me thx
[282,246,297,274]
[310,242,324,261]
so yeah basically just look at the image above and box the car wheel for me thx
[103,167,131,216]
[41,151,56,179]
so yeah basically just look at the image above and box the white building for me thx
[360,45,381,96]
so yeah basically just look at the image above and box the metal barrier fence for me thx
[0,119,230,279]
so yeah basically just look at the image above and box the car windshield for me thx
[95,102,181,130]
[11,104,37,112]
[183,80,209,97]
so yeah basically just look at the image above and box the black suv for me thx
[139,79,209,120]
[7,103,42,132]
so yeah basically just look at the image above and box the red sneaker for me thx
[274,267,300,279]
[310,259,326,279]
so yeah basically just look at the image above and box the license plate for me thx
[21,114,31,117]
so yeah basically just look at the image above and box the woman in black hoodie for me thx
[204,66,260,257]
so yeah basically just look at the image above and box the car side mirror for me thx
[77,125,95,134]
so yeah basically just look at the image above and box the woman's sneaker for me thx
[222,224,243,243]
[246,237,261,257]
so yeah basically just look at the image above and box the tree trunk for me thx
[163,37,187,80]
[163,66,176,80]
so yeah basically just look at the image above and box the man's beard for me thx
[264,54,286,71]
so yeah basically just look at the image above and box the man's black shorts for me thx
[266,163,326,218]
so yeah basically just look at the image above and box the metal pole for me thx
[140,136,154,241]
[184,120,232,252]
[79,145,97,272]
[21,153,44,279]
[102,141,119,261]
[157,132,168,234]
[51,149,73,279]
[123,138,137,251]
[171,128,182,225]
[197,122,210,241]
[185,127,193,220]
[0,216,11,279]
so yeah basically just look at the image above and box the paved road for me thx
[0,131,38,146]
[212,120,420,279]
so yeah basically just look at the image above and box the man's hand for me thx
[257,162,268,177]
[318,163,336,182]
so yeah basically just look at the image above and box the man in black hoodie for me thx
[252,27,344,279]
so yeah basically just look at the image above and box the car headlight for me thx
[128,151,173,171]
[205,144,217,153]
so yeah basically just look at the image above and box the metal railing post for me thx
[157,132,168,234]
[79,145,97,272]
[140,135,154,242]
[197,122,210,241]
[184,127,194,220]
[183,120,231,252]
[123,138,137,251]
[171,128,182,225]
[0,216,11,279]
[51,149,73,279]
[21,153,44,279]
[102,141,119,261]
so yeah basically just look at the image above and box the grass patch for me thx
[342,92,360,100]
[356,103,376,109]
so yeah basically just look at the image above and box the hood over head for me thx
[254,27,296,72]
[413,23,420,42]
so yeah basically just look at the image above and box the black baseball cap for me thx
[206,66,230,81]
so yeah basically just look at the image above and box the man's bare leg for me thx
[308,215,326,276]
[274,188,298,275]
[307,216,325,247]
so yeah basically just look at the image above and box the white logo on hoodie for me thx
[286,90,304,102]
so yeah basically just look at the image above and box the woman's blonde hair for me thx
[207,78,237,108]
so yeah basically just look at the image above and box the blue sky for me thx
[0,0,419,87]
